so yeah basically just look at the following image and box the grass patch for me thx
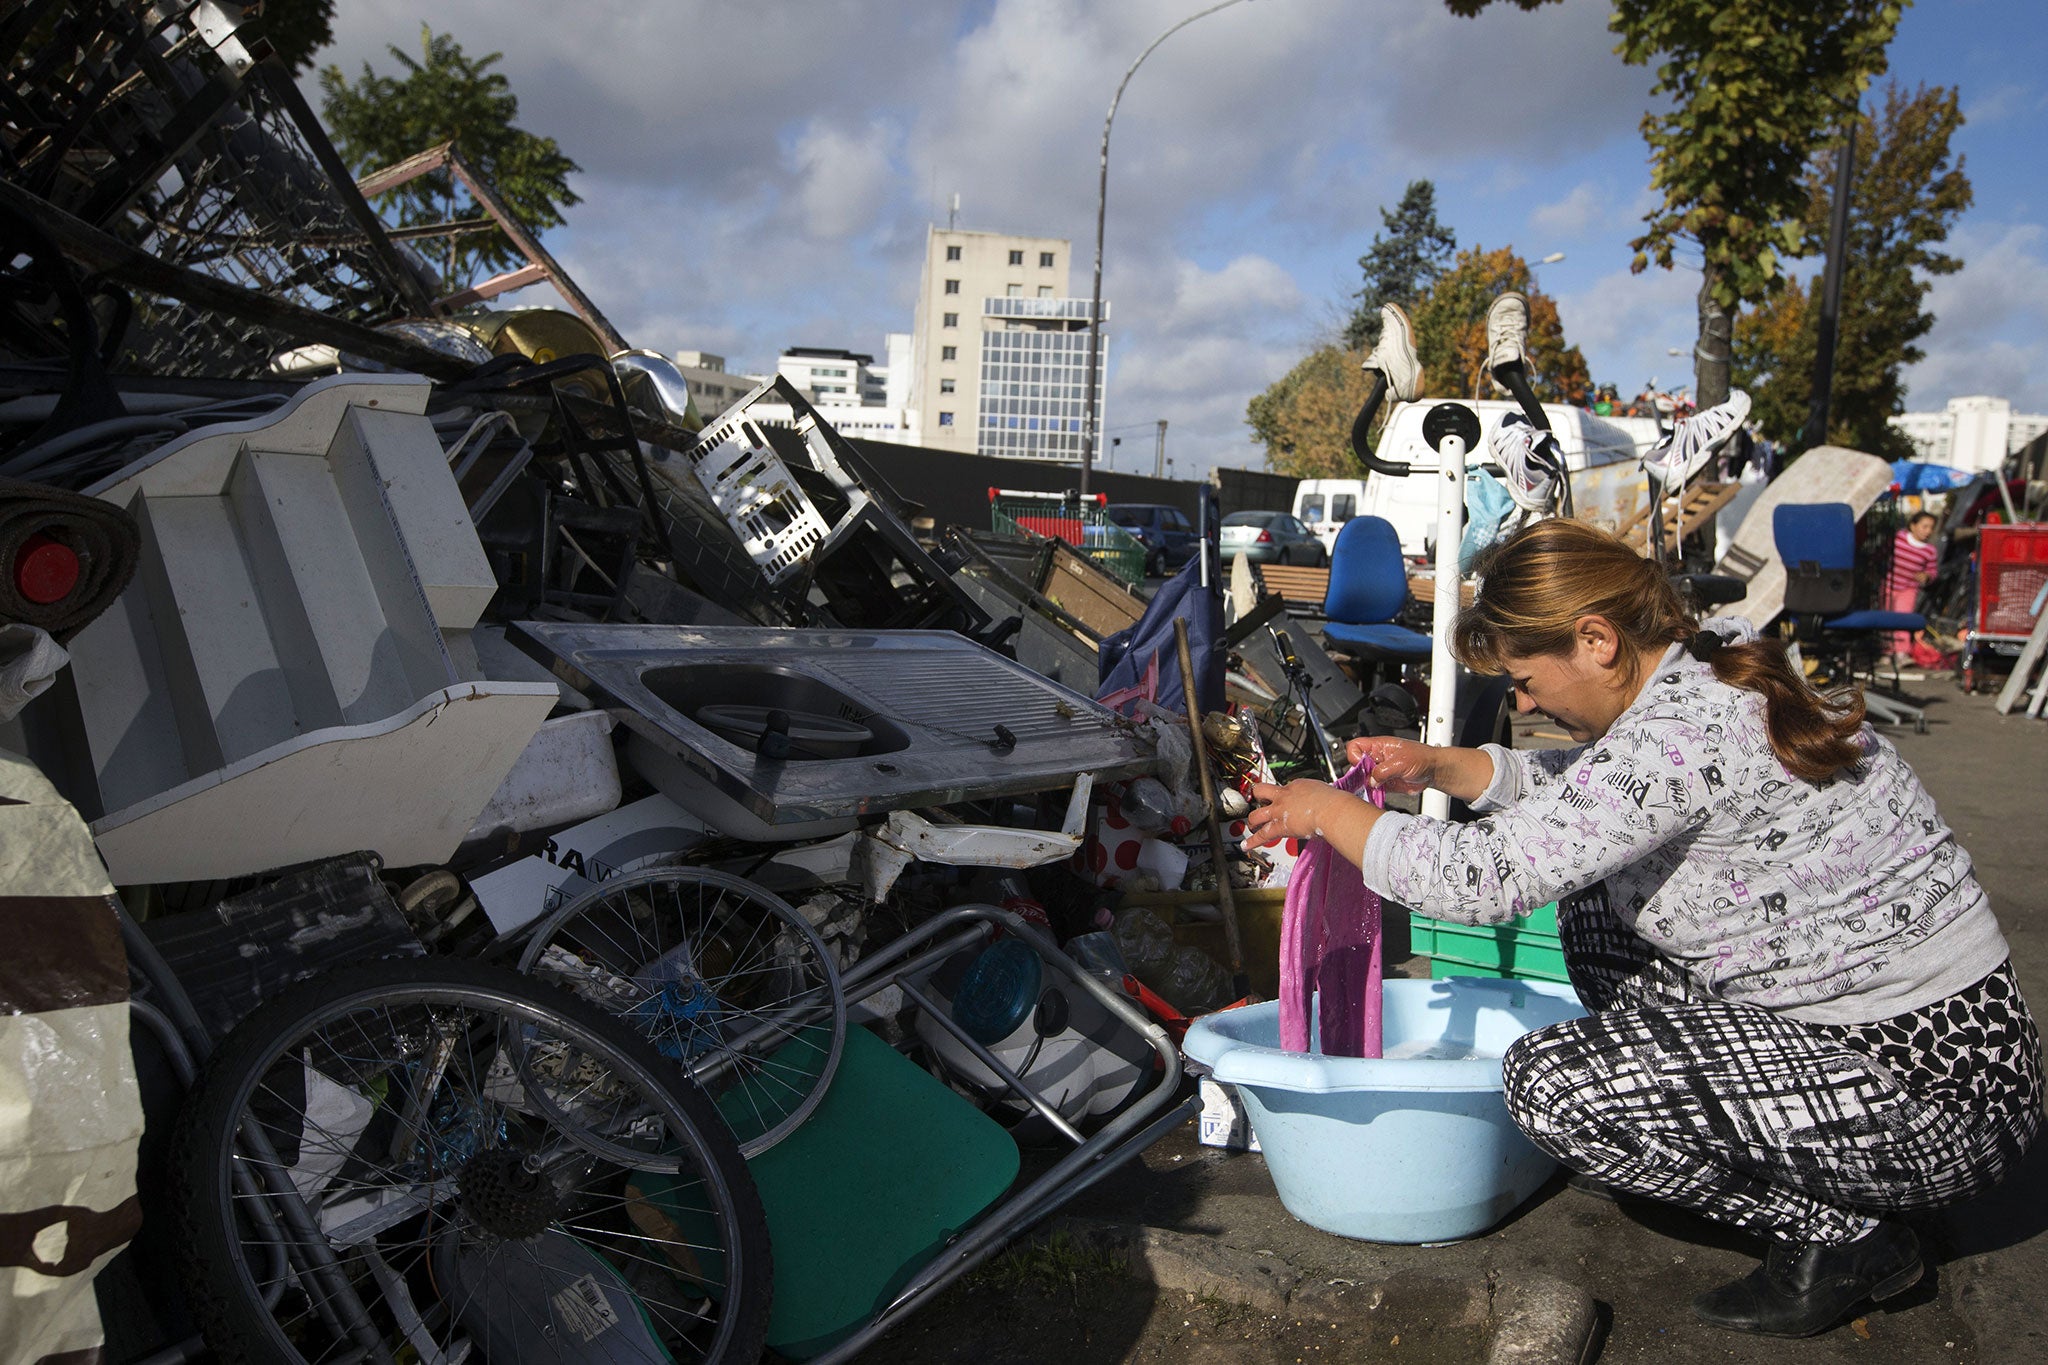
[970,1230,1129,1298]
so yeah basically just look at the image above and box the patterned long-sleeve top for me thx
[1359,632,2009,1023]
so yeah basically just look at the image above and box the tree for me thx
[1444,0,1904,408]
[318,26,582,289]
[1248,244,1590,473]
[1734,84,1971,459]
[1246,345,1376,478]
[1411,246,1591,405]
[1343,181,1458,350]
[249,0,334,74]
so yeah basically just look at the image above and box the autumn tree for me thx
[319,26,582,289]
[1412,246,1590,404]
[1249,245,1590,473]
[1444,0,1903,408]
[1734,83,1970,460]
[1343,180,1458,350]
[1246,345,1377,478]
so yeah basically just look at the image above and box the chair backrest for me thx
[1325,515,1409,625]
[1773,503,1855,617]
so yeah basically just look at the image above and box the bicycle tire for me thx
[170,958,772,1364]
[518,867,845,1157]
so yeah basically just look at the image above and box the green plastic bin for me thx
[1410,902,1570,985]
[989,494,1147,586]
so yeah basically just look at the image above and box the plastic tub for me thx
[1182,977,1584,1244]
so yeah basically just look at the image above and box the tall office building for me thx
[1891,395,2048,472]
[908,226,1108,463]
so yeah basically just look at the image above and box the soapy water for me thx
[1381,1038,1497,1062]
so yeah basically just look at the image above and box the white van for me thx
[1291,400,1650,559]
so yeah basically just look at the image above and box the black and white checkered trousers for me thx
[1500,884,2043,1246]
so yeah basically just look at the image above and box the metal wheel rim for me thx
[209,977,756,1364]
[518,866,847,1156]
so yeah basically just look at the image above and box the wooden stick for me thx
[1174,616,1245,982]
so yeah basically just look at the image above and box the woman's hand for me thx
[1344,735,1439,794]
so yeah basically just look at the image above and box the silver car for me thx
[1219,510,1327,566]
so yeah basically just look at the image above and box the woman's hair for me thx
[1453,520,1866,782]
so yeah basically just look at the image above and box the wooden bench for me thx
[1248,561,1475,615]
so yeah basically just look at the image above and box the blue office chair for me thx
[1320,516,1432,679]
[1771,503,1927,731]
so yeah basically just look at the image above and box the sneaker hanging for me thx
[1491,413,1565,514]
[1643,390,1752,488]
[1362,303,1423,402]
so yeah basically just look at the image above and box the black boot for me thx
[1692,1221,1923,1338]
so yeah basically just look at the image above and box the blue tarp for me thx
[1891,460,1978,493]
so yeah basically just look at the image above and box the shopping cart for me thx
[990,488,1148,586]
[1962,523,2048,692]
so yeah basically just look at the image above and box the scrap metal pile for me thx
[0,7,1371,1363]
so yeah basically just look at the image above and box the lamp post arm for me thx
[1081,0,1251,497]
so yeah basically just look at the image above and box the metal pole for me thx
[1082,0,1253,497]
[1806,116,1858,453]
[1154,418,1168,478]
[1423,433,1467,820]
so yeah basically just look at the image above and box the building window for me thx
[1008,250,1024,265]
[944,279,960,295]
[1038,285,1054,298]
[1006,283,1023,297]
[941,345,957,361]
[939,411,955,426]
[1040,252,1055,268]
[940,378,955,394]
[942,311,958,328]
[946,245,961,261]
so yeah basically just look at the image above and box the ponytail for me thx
[1682,630,1867,783]
[1459,521,1867,782]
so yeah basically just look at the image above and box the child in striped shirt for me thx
[1886,511,1940,660]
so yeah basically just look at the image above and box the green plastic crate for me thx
[1410,902,1569,985]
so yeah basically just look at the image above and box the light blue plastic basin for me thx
[1182,977,1585,1244]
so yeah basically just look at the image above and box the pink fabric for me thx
[1279,758,1387,1058]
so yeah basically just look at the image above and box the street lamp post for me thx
[1079,0,1253,497]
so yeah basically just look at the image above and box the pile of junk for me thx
[0,7,1506,1364]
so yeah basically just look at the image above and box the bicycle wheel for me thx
[171,958,771,1365]
[518,867,844,1157]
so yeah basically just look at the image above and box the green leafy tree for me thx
[249,0,334,74]
[1410,245,1591,404]
[1735,83,1971,460]
[1444,0,1904,408]
[318,26,582,288]
[1343,180,1458,349]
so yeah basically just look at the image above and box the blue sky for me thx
[312,0,2048,478]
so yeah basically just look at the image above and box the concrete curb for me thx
[1054,1217,1599,1363]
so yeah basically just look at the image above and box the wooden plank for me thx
[1621,482,1742,551]
[1043,542,1145,638]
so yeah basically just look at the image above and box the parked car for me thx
[1219,510,1326,566]
[1106,503,1199,576]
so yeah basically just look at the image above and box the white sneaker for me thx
[1486,292,1529,391]
[1491,414,1565,513]
[1643,390,1752,487]
[1361,303,1422,402]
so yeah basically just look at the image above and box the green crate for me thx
[1410,903,1569,985]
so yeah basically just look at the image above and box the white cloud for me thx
[789,119,898,241]
[1554,263,1702,394]
[1531,183,1604,239]
[1902,222,2048,411]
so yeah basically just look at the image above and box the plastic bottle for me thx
[1119,778,1180,834]
[1109,906,1175,983]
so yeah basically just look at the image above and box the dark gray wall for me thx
[849,439,1202,532]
